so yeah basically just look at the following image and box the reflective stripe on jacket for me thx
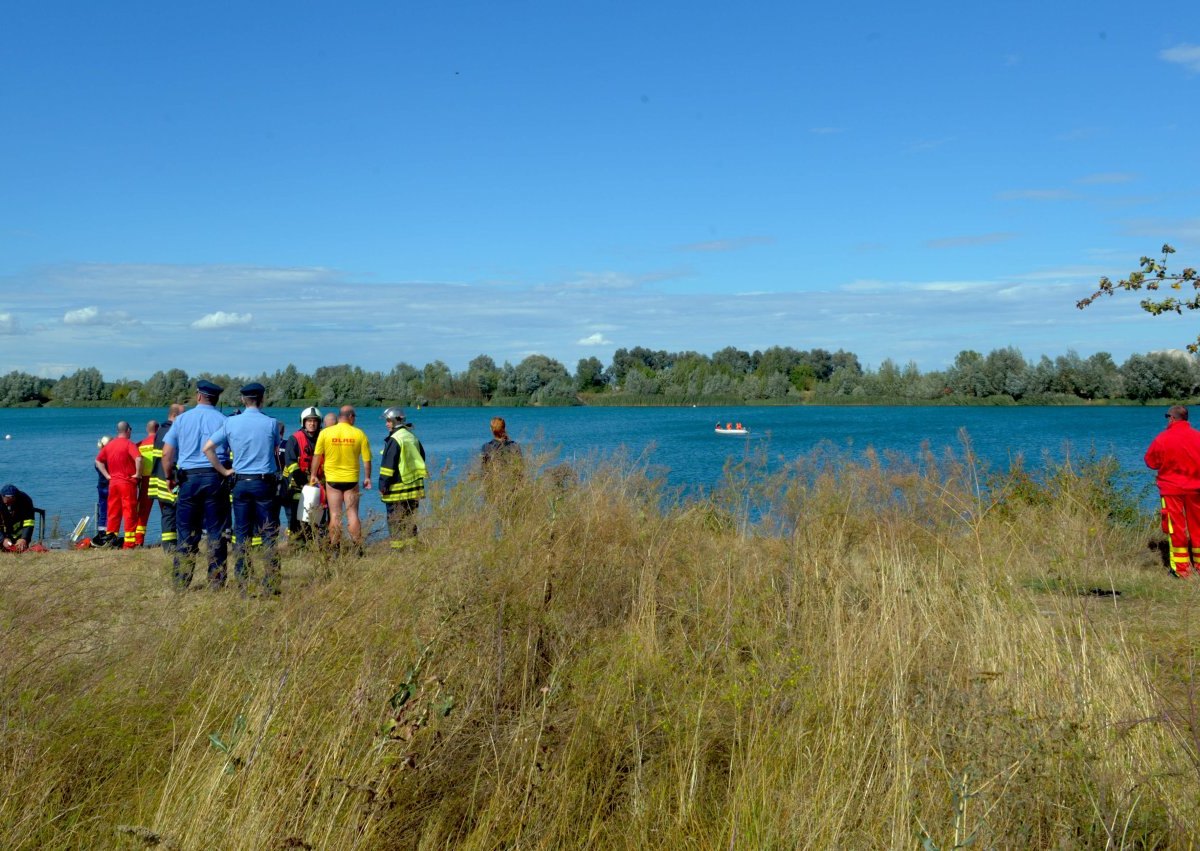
[379,426,427,502]
[149,421,177,504]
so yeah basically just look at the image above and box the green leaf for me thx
[389,684,412,710]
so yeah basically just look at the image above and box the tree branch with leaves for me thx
[1078,244,1200,350]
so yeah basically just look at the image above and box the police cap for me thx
[240,382,266,399]
[196,379,223,399]
[0,484,17,498]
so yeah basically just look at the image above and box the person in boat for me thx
[735,422,743,430]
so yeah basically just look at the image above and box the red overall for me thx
[1145,420,1200,576]
[97,436,143,549]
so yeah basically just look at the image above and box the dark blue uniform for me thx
[207,401,283,594]
[164,385,230,589]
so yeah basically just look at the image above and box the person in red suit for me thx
[95,421,144,549]
[1145,405,1200,577]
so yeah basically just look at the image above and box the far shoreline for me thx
[2,395,1172,410]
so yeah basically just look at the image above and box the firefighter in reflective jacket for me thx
[1146,404,1200,577]
[282,406,324,543]
[135,420,158,546]
[149,405,184,551]
[0,484,36,552]
[378,407,427,546]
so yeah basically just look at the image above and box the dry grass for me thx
[1,445,1197,849]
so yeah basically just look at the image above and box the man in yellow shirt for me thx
[311,405,372,550]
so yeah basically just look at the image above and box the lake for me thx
[0,404,1161,543]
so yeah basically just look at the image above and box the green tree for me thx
[574,356,606,391]
[51,367,106,403]
[1120,352,1198,403]
[981,347,1028,398]
[466,355,499,399]
[0,371,43,406]
[141,369,192,406]
[947,350,986,397]
[270,364,308,403]
[711,346,753,375]
[512,355,570,397]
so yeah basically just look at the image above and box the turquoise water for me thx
[0,405,1159,542]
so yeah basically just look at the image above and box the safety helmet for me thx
[383,406,406,423]
[300,406,322,423]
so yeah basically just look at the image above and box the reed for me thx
[0,442,1193,849]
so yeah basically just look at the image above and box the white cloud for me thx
[1161,44,1200,73]
[192,311,253,330]
[62,305,137,327]
[577,332,613,345]
[63,306,100,325]
[0,260,1187,380]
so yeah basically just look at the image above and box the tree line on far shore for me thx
[0,345,1196,408]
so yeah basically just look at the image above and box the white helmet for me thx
[300,406,322,423]
[383,406,406,423]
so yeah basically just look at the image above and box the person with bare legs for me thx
[310,405,372,553]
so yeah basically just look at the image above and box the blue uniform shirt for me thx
[164,403,229,470]
[206,408,282,474]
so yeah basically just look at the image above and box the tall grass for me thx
[1,442,1195,848]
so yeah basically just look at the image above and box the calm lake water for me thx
[0,405,1161,542]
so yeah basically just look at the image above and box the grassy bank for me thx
[2,447,1197,848]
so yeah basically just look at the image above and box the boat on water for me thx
[715,423,749,435]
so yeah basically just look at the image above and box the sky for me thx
[2,0,1199,381]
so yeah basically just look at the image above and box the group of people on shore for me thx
[1,380,523,595]
[86,381,439,595]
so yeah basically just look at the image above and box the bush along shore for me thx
[4,344,1199,407]
[2,444,1198,848]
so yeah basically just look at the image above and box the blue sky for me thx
[2,0,1198,380]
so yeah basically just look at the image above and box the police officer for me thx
[161,380,230,590]
[203,383,284,595]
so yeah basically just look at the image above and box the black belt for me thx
[234,473,277,481]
